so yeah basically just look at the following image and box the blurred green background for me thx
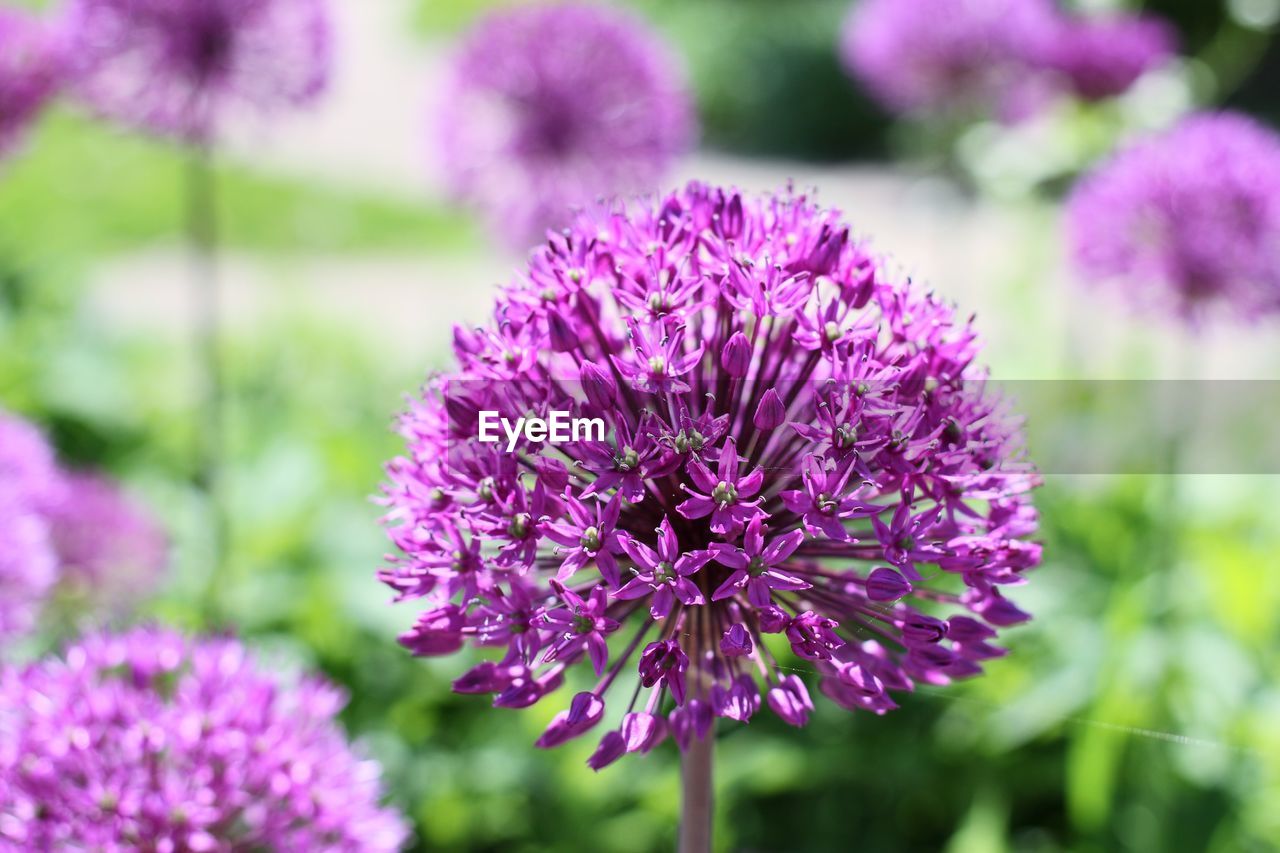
[3,0,1279,851]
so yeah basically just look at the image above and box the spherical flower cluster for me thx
[436,2,695,249]
[0,8,63,159]
[0,491,57,645]
[840,0,1172,119]
[839,0,1058,120]
[1066,112,1280,323]
[66,0,332,141]
[0,627,410,849]
[1,410,169,642]
[44,471,169,613]
[1041,13,1174,102]
[380,183,1040,768]
[0,412,61,644]
[0,409,62,508]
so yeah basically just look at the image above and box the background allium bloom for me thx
[0,627,410,849]
[0,410,62,509]
[380,183,1040,768]
[436,2,695,248]
[44,471,168,612]
[840,0,1058,119]
[0,411,61,643]
[1041,14,1175,101]
[0,8,63,158]
[67,0,331,140]
[0,491,56,645]
[1066,112,1280,322]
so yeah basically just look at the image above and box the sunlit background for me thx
[2,0,1279,850]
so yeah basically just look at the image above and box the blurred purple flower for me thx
[840,0,1059,120]
[379,183,1041,768]
[1066,112,1280,323]
[0,491,56,645]
[841,0,1173,120]
[0,8,63,159]
[0,410,62,509]
[436,2,695,249]
[1041,13,1175,101]
[66,0,331,141]
[0,412,61,644]
[0,627,410,849]
[44,470,169,613]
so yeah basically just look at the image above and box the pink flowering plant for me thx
[0,627,409,849]
[0,7,65,160]
[436,1,695,248]
[380,182,1041,783]
[840,0,1173,122]
[66,0,331,142]
[0,411,65,643]
[43,470,169,616]
[1067,112,1280,324]
[0,410,170,642]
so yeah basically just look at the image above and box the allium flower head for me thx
[67,0,332,141]
[1041,13,1175,102]
[1066,112,1280,323]
[44,471,168,612]
[0,627,410,849]
[0,409,62,509]
[437,2,695,248]
[380,183,1041,768]
[840,0,1058,120]
[0,8,63,158]
[0,490,56,645]
[0,411,61,644]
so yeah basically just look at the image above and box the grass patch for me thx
[0,110,479,259]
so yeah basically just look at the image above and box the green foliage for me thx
[0,112,478,262]
[409,0,517,35]
[635,0,888,161]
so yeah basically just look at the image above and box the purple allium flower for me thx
[1040,13,1175,102]
[840,0,1059,120]
[66,0,332,141]
[0,627,410,849]
[0,8,63,159]
[379,183,1041,767]
[0,410,62,509]
[840,1,1171,120]
[43,471,169,612]
[2,412,167,627]
[0,490,57,645]
[0,411,61,644]
[436,2,696,249]
[1066,112,1280,323]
